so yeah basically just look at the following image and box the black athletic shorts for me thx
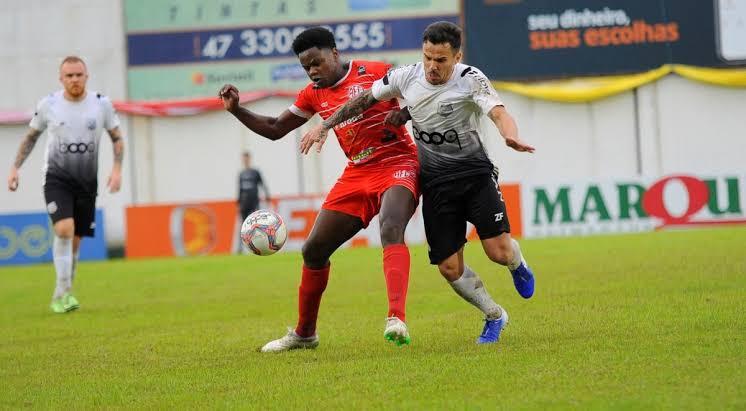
[422,172,510,265]
[43,174,97,237]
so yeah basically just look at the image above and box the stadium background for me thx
[0,0,745,261]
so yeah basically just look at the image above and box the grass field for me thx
[1,227,745,410]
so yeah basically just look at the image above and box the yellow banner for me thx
[492,65,746,103]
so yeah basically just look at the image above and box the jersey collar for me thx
[330,60,354,89]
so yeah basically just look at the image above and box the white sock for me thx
[507,239,523,271]
[52,236,73,299]
[71,251,80,286]
[449,265,503,319]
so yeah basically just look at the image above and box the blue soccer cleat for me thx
[477,309,509,344]
[510,261,535,299]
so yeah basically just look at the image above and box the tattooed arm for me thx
[299,89,379,155]
[106,127,124,193]
[7,128,43,191]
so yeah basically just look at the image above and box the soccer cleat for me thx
[260,328,319,353]
[62,293,80,312]
[50,298,66,313]
[510,242,535,299]
[477,309,509,344]
[384,316,411,346]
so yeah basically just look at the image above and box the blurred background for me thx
[1,0,745,264]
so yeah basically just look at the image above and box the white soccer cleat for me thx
[259,328,319,353]
[384,317,411,346]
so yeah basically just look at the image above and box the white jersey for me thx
[29,90,120,191]
[371,62,503,187]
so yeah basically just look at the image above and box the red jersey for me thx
[289,60,417,167]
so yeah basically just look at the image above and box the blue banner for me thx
[127,15,458,66]
[0,210,107,266]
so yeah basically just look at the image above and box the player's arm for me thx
[106,127,125,193]
[7,127,43,191]
[219,84,307,140]
[383,106,410,127]
[299,89,379,154]
[487,106,535,153]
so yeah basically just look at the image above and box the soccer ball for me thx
[240,209,288,256]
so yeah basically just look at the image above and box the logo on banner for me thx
[532,175,746,231]
[169,206,217,256]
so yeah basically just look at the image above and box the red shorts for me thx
[322,158,419,227]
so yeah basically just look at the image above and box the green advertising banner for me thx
[124,0,459,100]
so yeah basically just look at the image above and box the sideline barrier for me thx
[124,186,522,258]
[0,210,107,266]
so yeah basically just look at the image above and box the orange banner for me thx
[125,185,522,258]
[126,201,237,258]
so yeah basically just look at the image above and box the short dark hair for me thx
[292,27,337,55]
[423,21,462,51]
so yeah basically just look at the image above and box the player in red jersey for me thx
[219,27,419,352]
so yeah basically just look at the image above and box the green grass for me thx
[1,227,745,410]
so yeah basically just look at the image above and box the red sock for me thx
[295,264,330,337]
[383,244,410,322]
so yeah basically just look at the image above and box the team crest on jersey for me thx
[437,102,454,117]
[347,85,364,98]
[357,65,366,75]
[86,118,96,130]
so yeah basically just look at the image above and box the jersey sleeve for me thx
[28,97,48,131]
[100,95,121,130]
[288,87,314,119]
[465,67,504,115]
[371,64,411,101]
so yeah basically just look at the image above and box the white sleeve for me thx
[465,67,504,115]
[28,97,48,131]
[101,96,121,130]
[371,65,412,101]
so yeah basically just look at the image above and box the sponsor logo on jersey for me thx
[59,142,95,154]
[47,201,58,215]
[351,147,375,164]
[86,118,96,130]
[336,113,364,129]
[347,85,364,98]
[494,212,504,222]
[412,126,462,149]
[437,102,454,117]
[357,65,366,75]
[393,170,414,179]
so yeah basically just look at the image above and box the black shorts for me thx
[422,172,510,265]
[44,175,97,237]
[240,202,259,222]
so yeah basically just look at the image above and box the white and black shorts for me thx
[422,172,511,265]
[43,174,97,237]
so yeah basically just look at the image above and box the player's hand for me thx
[505,136,535,153]
[384,108,410,127]
[107,168,122,193]
[219,84,240,112]
[300,124,329,155]
[7,167,19,191]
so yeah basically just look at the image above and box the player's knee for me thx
[301,241,329,268]
[437,261,461,280]
[379,219,405,246]
[53,219,74,238]
[486,243,512,266]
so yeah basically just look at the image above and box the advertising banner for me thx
[523,174,746,238]
[465,0,746,81]
[124,185,522,258]
[124,0,459,100]
[0,210,107,266]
